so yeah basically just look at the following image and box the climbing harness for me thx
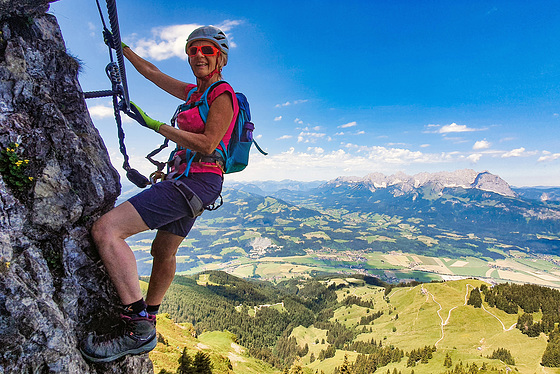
[84,0,169,188]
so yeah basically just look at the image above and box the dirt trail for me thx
[422,283,516,348]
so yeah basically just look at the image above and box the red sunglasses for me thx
[187,45,220,57]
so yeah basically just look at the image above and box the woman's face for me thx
[188,40,220,79]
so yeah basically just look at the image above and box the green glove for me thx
[103,29,129,50]
[126,102,164,132]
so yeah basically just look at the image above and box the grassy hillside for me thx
[143,275,560,374]
[299,278,558,373]
[149,314,281,374]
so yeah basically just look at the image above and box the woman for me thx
[81,25,238,363]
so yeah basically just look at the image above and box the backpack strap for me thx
[186,86,197,102]
[168,81,229,180]
[195,80,227,123]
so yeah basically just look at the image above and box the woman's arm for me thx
[158,92,234,154]
[122,46,189,100]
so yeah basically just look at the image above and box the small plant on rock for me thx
[0,142,33,191]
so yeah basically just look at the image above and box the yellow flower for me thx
[24,160,29,164]
[28,177,34,181]
[14,143,19,148]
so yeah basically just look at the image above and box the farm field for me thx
[153,249,560,289]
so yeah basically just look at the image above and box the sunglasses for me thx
[187,45,220,57]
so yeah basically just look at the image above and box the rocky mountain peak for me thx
[472,171,516,197]
[325,169,516,197]
[0,1,153,372]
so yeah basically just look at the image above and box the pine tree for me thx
[444,352,452,368]
[192,351,212,374]
[467,287,482,308]
[288,362,304,374]
[541,334,560,367]
[339,354,352,374]
[177,347,194,374]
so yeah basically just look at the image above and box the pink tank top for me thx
[173,82,239,176]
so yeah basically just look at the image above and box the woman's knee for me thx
[150,231,183,260]
[150,244,178,261]
[91,202,148,245]
[91,214,122,255]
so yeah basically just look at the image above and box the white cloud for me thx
[501,147,526,158]
[129,20,241,61]
[387,143,407,147]
[338,121,357,129]
[275,99,308,108]
[473,140,491,150]
[439,123,477,133]
[420,144,430,148]
[276,135,292,140]
[274,116,282,121]
[467,153,482,163]
[88,104,114,119]
[297,131,326,143]
[349,144,451,164]
[307,147,324,154]
[294,118,304,124]
[217,20,243,34]
[88,22,96,31]
[226,144,463,182]
[499,137,515,143]
[538,151,560,162]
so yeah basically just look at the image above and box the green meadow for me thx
[287,278,559,374]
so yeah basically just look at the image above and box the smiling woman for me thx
[80,25,239,363]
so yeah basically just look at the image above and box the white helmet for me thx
[186,26,229,55]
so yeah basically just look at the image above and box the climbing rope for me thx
[84,0,169,188]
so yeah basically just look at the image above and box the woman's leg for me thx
[91,201,149,305]
[145,230,184,306]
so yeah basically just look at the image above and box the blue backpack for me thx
[169,80,267,178]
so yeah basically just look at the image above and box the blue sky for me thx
[49,0,559,186]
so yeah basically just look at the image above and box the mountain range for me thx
[127,169,560,278]
[226,169,559,200]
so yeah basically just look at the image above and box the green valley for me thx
[128,184,560,288]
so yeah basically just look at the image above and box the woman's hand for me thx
[126,102,165,132]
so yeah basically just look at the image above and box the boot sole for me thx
[80,335,157,363]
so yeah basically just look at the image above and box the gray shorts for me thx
[129,173,222,237]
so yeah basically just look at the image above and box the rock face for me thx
[0,1,153,373]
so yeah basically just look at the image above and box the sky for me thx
[49,0,559,187]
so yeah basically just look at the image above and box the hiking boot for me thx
[80,314,157,363]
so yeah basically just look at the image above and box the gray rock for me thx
[0,1,153,373]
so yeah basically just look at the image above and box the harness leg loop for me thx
[172,180,204,218]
